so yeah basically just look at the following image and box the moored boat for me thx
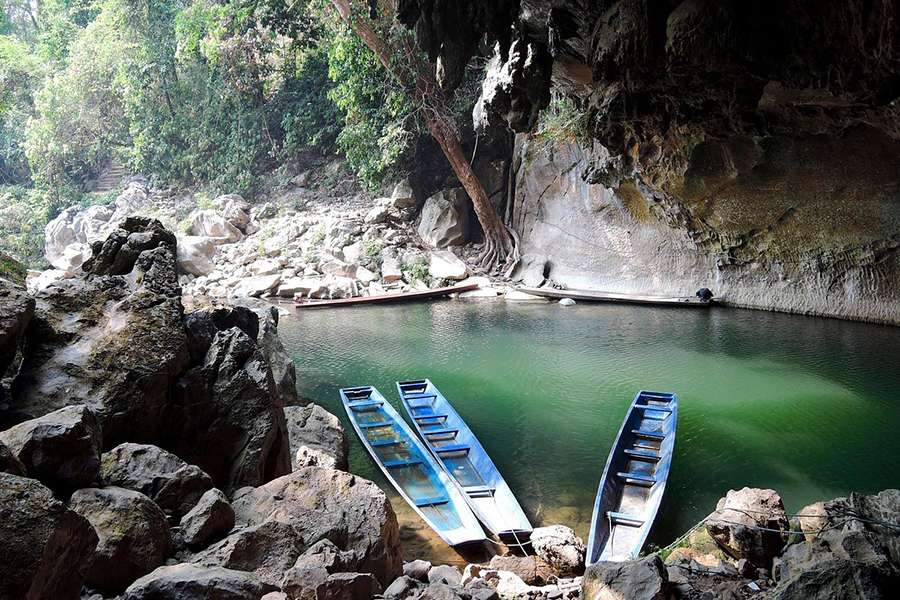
[295,283,479,309]
[586,390,678,563]
[518,287,712,307]
[340,386,486,547]
[397,379,533,545]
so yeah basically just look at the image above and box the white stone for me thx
[364,203,391,224]
[390,178,417,209]
[342,241,363,265]
[428,250,468,280]
[189,210,242,244]
[25,269,73,295]
[559,298,576,306]
[504,289,548,302]
[381,254,403,283]
[459,288,501,298]
[248,259,280,276]
[356,266,378,284]
[277,277,321,298]
[176,235,216,276]
[231,274,281,297]
[319,259,356,279]
[457,276,492,288]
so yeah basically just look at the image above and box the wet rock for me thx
[11,218,190,448]
[0,440,25,475]
[170,326,291,492]
[582,555,668,600]
[200,467,401,586]
[190,210,243,244]
[99,443,214,520]
[0,472,98,599]
[418,188,471,248]
[25,268,73,295]
[428,250,468,280]
[179,488,235,549]
[123,563,276,600]
[0,404,102,492]
[429,564,462,585]
[707,487,790,567]
[284,404,349,471]
[177,236,216,276]
[70,486,172,593]
[531,525,586,575]
[404,559,433,582]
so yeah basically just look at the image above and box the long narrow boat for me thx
[397,379,533,545]
[295,283,479,309]
[519,287,711,307]
[340,386,486,547]
[586,390,678,564]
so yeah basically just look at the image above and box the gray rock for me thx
[418,188,471,248]
[0,405,102,491]
[190,210,243,244]
[404,559,433,582]
[99,443,214,520]
[284,404,349,471]
[558,298,576,306]
[0,472,98,599]
[123,563,276,600]
[582,555,668,600]
[179,488,235,549]
[0,275,33,381]
[706,487,790,567]
[282,570,381,600]
[488,555,556,585]
[473,37,550,133]
[531,524,586,575]
[365,203,391,225]
[232,274,282,298]
[195,468,401,586]
[391,179,418,209]
[428,250,468,280]
[177,236,216,276]
[428,564,462,586]
[0,440,25,475]
[511,254,548,287]
[70,486,173,593]
[381,251,403,282]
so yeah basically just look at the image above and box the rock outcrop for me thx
[417,188,472,248]
[582,555,668,600]
[0,472,99,599]
[530,525,586,575]
[124,564,276,600]
[178,488,235,550]
[284,404,349,471]
[70,486,173,593]
[706,487,790,567]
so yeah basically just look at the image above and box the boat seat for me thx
[403,393,437,400]
[415,414,449,422]
[435,444,470,454]
[624,448,661,462]
[632,429,665,441]
[464,485,495,498]
[414,495,450,507]
[635,404,672,413]
[616,472,657,487]
[384,458,423,468]
[360,421,393,429]
[607,511,645,527]
[349,400,383,410]
[370,439,403,447]
[425,429,460,438]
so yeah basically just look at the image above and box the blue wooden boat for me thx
[586,390,678,563]
[340,386,486,547]
[397,379,533,545]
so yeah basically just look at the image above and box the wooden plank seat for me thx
[631,429,665,441]
[360,421,393,429]
[616,472,657,487]
[383,458,423,468]
[607,511,645,527]
[370,439,403,447]
[624,448,661,461]
[414,495,450,507]
[348,400,383,410]
[435,444,470,454]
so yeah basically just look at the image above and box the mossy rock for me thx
[0,252,27,286]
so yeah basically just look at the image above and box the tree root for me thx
[476,223,521,277]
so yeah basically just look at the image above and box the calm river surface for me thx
[278,300,900,563]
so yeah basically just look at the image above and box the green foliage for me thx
[0,250,27,284]
[403,255,429,283]
[534,95,587,146]
[0,185,53,267]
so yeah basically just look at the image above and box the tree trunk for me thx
[328,0,519,274]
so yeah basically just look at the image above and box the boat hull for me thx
[519,287,711,307]
[586,390,678,564]
[340,386,485,547]
[397,379,533,544]
[295,283,479,309]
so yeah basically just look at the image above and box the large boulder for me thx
[0,405,102,492]
[70,486,173,593]
[428,250,469,280]
[281,568,382,600]
[0,472,98,599]
[391,178,418,209]
[0,275,34,378]
[218,195,252,233]
[0,440,25,475]
[417,188,472,248]
[530,524,586,575]
[124,564,276,600]
[99,443,214,520]
[706,487,790,567]
[232,274,282,298]
[773,489,900,599]
[189,210,243,244]
[11,217,190,448]
[194,468,401,587]
[169,325,291,492]
[284,404,348,470]
[582,555,668,600]
[179,488,235,549]
[177,235,216,276]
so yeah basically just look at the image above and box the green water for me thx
[279,300,900,558]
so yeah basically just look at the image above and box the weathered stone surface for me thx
[0,404,102,491]
[99,443,213,520]
[488,555,555,585]
[196,468,401,586]
[428,564,462,586]
[381,251,403,282]
[177,235,216,276]
[384,575,423,599]
[418,189,471,248]
[0,472,98,600]
[190,210,243,244]
[428,250,468,280]
[232,274,282,297]
[12,218,190,448]
[284,404,349,471]
[169,326,291,492]
[179,488,235,549]
[707,487,790,567]
[391,178,418,209]
[282,570,382,600]
[0,275,34,380]
[123,563,276,600]
[70,486,172,593]
[511,254,548,288]
[404,559,433,582]
[530,524,586,575]
[582,555,668,600]
[0,440,25,475]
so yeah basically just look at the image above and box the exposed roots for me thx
[477,224,521,276]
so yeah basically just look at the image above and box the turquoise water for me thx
[279,300,900,560]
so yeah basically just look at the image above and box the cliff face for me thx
[400,0,900,323]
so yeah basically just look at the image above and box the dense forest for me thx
[1,0,493,266]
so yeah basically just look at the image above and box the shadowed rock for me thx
[284,404,348,471]
[123,563,275,600]
[179,488,235,550]
[706,487,790,567]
